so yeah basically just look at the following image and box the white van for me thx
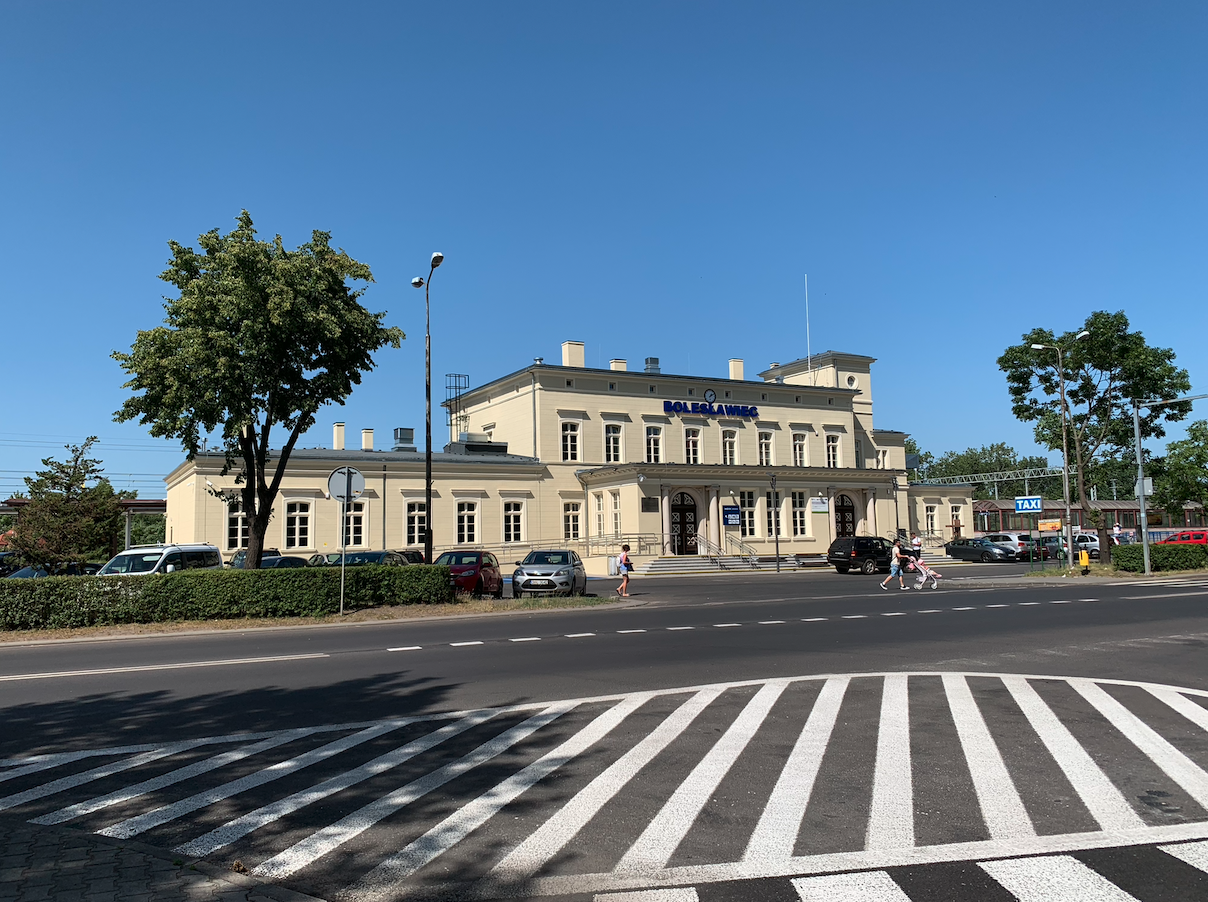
[98,544,223,575]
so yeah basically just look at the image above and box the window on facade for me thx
[343,501,365,547]
[1120,510,1137,528]
[605,424,622,463]
[925,504,937,534]
[457,502,477,544]
[285,501,310,549]
[792,433,807,467]
[504,502,523,543]
[226,500,248,550]
[766,490,781,537]
[722,430,736,465]
[855,438,864,470]
[611,491,621,536]
[646,426,662,463]
[951,505,962,527]
[739,490,756,538]
[594,493,605,536]
[684,428,700,465]
[792,492,808,536]
[406,502,427,546]
[561,422,579,461]
[826,435,839,468]
[758,432,773,466]
[563,502,580,540]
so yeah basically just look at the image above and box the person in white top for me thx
[910,532,922,559]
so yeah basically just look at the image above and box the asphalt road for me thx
[3,566,1208,900]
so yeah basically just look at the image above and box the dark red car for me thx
[434,550,504,598]
[1160,531,1208,545]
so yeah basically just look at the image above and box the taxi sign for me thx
[1015,496,1043,514]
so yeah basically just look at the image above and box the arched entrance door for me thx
[670,492,698,555]
[835,494,856,537]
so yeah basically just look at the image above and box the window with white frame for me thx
[285,501,310,549]
[343,501,365,547]
[792,433,807,467]
[951,505,962,527]
[792,491,808,536]
[646,426,661,463]
[926,504,937,534]
[605,424,622,463]
[561,422,579,461]
[611,491,621,535]
[722,430,737,465]
[684,428,700,465]
[406,502,426,546]
[766,490,782,537]
[563,502,581,540]
[594,493,605,536]
[739,490,756,538]
[457,501,477,544]
[758,432,773,466]
[226,499,248,550]
[503,502,523,543]
[855,438,864,470]
[826,434,839,468]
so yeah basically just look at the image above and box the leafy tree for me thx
[998,310,1190,558]
[113,212,403,569]
[7,438,124,570]
[926,443,1056,501]
[130,513,166,546]
[1152,421,1208,519]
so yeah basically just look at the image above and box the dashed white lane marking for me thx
[802,617,828,622]
[0,653,329,682]
[792,870,912,901]
[387,646,422,652]
[1051,600,1073,604]
[451,641,484,647]
[566,633,595,638]
[1124,591,1208,599]
[1020,601,1042,605]
[867,673,912,850]
[882,612,907,617]
[980,854,1142,901]
[986,604,1010,608]
[595,889,700,902]
[618,629,646,634]
[917,609,941,614]
[759,620,786,624]
[952,607,975,611]
[842,615,867,620]
[511,637,541,643]
[667,627,694,631]
[714,623,741,628]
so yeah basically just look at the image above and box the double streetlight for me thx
[1030,330,1089,570]
[411,252,444,565]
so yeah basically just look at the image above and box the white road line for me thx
[1002,677,1145,831]
[882,612,907,617]
[1020,602,1042,606]
[451,641,484,647]
[917,609,941,614]
[253,704,576,880]
[99,721,408,839]
[1070,679,1208,810]
[567,633,596,638]
[354,695,652,893]
[867,674,913,850]
[713,623,741,628]
[595,890,700,902]
[1159,838,1208,873]
[744,677,850,863]
[941,674,1035,840]
[842,615,867,619]
[759,620,786,625]
[952,606,975,611]
[0,653,328,682]
[1050,600,1073,604]
[175,712,496,858]
[980,854,1141,901]
[492,690,722,883]
[1148,686,1208,733]
[986,604,1010,608]
[667,627,694,631]
[387,646,422,651]
[0,748,160,785]
[616,681,788,874]
[618,629,646,634]
[802,617,828,622]
[792,870,912,901]
[510,637,541,642]
[32,728,319,825]
[1123,592,1208,599]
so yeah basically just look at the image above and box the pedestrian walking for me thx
[617,544,633,597]
[880,539,910,590]
[910,532,922,559]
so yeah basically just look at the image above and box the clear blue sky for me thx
[2,1,1205,497]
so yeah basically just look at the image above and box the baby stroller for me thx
[908,558,942,589]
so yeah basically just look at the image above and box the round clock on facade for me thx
[704,389,717,404]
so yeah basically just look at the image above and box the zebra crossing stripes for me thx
[868,674,912,851]
[793,870,912,901]
[979,855,1140,901]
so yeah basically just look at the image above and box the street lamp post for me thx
[1031,331,1089,571]
[411,252,444,565]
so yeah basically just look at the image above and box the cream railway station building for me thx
[165,342,972,574]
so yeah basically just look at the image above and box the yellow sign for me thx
[1038,519,1064,532]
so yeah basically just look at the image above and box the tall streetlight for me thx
[1031,330,1089,571]
[411,251,444,565]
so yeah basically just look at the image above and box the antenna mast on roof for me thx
[805,274,815,385]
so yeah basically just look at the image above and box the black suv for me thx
[827,536,895,574]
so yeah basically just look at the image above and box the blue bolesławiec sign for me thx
[1015,496,1043,514]
[664,401,759,418]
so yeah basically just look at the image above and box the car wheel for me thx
[834,565,850,573]
[512,588,523,599]
[980,552,993,563]
[861,558,877,575]
[493,580,504,599]
[473,579,484,598]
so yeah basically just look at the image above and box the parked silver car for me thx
[512,550,587,597]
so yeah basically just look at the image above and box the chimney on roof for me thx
[333,422,345,451]
[361,429,374,451]
[644,357,660,374]
[729,358,744,380]
[392,427,417,452]
[609,359,627,371]
[561,340,585,368]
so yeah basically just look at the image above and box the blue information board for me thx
[1015,496,1043,514]
[722,505,741,527]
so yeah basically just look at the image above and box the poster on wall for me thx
[722,505,741,527]
[810,497,829,513]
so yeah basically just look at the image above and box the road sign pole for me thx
[340,468,351,616]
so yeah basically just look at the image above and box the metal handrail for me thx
[724,533,760,568]
[583,533,663,557]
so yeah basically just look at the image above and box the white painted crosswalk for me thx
[3,672,1208,901]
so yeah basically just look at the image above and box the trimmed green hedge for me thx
[0,565,455,631]
[1111,543,1208,573]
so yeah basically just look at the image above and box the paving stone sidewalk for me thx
[0,814,324,902]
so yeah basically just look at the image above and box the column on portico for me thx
[709,486,720,551]
[866,490,877,537]
[828,486,837,542]
[661,484,671,556]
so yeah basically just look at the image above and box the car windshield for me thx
[99,552,162,574]
[522,552,570,566]
[343,552,387,565]
[435,552,481,566]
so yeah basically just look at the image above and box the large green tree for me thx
[7,437,124,571]
[114,212,403,568]
[997,310,1190,558]
[1152,420,1208,520]
[925,442,1056,501]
